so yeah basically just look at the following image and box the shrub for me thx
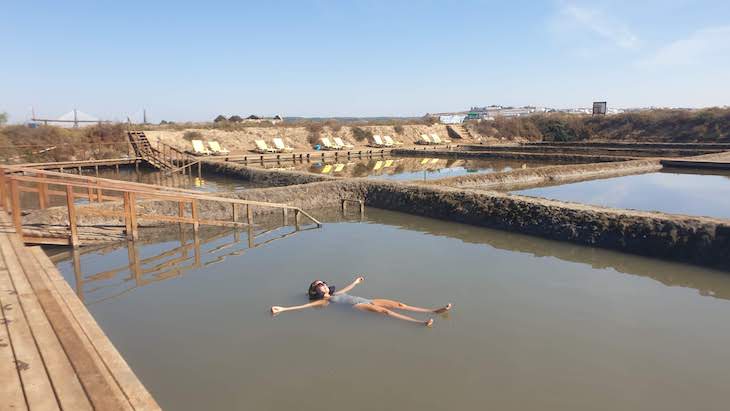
[229,115,243,122]
[394,124,404,134]
[183,130,203,141]
[352,127,372,142]
[0,112,7,125]
[306,122,324,145]
[213,115,227,123]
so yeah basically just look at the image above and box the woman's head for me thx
[308,280,335,300]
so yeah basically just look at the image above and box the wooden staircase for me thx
[127,130,174,170]
[447,124,475,141]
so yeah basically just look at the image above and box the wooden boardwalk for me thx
[0,212,160,410]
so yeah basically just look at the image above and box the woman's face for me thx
[314,281,330,296]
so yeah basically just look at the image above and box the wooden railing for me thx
[0,165,322,246]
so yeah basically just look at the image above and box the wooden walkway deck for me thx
[0,212,160,410]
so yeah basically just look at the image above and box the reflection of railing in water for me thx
[60,224,318,305]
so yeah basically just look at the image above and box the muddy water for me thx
[19,166,257,209]
[254,157,559,181]
[51,209,730,411]
[514,168,730,219]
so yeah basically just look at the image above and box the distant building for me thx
[439,115,466,124]
[244,114,283,124]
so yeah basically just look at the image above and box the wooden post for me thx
[66,185,79,246]
[9,179,22,236]
[247,226,254,248]
[178,201,185,229]
[0,167,7,210]
[246,204,253,226]
[123,192,138,240]
[341,199,346,213]
[197,161,202,178]
[96,185,103,202]
[193,229,201,267]
[115,164,119,174]
[294,209,301,230]
[191,199,199,232]
[282,208,288,225]
[72,248,84,302]
[95,165,99,176]
[127,241,141,287]
[359,200,365,216]
[38,174,49,209]
[232,203,238,222]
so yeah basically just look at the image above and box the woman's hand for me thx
[271,306,283,315]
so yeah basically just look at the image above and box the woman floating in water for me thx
[270,276,452,327]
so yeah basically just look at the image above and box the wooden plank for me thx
[31,247,160,410]
[0,233,60,410]
[0,236,93,410]
[0,268,28,411]
[3,236,131,410]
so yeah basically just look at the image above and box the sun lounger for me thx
[273,137,294,152]
[416,134,432,145]
[334,163,345,172]
[431,133,451,144]
[191,140,212,155]
[254,139,276,153]
[373,160,383,170]
[321,164,333,173]
[384,159,394,168]
[333,137,354,149]
[382,135,402,146]
[371,135,390,147]
[320,137,341,150]
[208,141,230,155]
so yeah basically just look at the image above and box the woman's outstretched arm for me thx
[271,299,328,315]
[334,276,364,295]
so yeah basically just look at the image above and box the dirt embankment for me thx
[143,124,464,154]
[422,158,663,191]
[24,161,730,270]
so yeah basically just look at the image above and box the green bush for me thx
[183,131,203,141]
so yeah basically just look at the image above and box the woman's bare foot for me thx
[434,303,452,314]
[425,318,434,327]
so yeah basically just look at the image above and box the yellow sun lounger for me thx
[208,141,230,155]
[321,164,333,173]
[254,140,276,153]
[334,163,345,172]
[373,160,383,170]
[191,140,212,155]
[273,137,294,152]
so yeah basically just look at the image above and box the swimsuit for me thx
[329,293,373,305]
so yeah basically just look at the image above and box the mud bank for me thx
[393,148,633,163]
[202,160,332,187]
[524,141,730,150]
[23,162,730,269]
[457,144,723,157]
[414,158,662,191]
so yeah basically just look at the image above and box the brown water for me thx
[50,209,730,411]
[253,156,560,181]
[514,168,730,219]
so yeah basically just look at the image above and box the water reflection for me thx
[252,157,558,181]
[514,168,730,219]
[51,224,320,305]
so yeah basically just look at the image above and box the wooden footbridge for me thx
[0,157,324,409]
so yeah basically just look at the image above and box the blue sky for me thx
[1,0,729,122]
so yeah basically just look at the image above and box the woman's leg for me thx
[354,303,433,327]
[371,299,452,314]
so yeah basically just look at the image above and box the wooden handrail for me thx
[0,163,322,246]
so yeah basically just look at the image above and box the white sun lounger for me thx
[191,140,212,155]
[320,137,341,150]
[431,133,451,144]
[208,141,230,155]
[333,137,354,149]
[371,135,390,147]
[273,137,294,152]
[382,135,402,146]
[416,134,432,145]
[254,140,276,153]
